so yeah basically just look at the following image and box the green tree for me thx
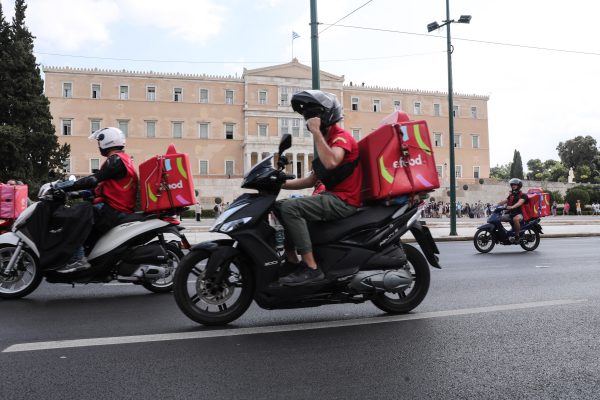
[548,190,563,204]
[565,188,590,214]
[549,162,569,182]
[510,150,524,179]
[490,163,511,180]
[526,158,549,181]
[556,135,599,169]
[574,165,592,183]
[0,0,69,190]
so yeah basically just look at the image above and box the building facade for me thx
[43,59,490,204]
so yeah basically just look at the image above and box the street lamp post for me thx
[427,2,471,236]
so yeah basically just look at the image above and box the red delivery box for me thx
[522,188,551,220]
[358,111,440,202]
[139,144,195,213]
[0,184,28,218]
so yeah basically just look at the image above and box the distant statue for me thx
[568,168,575,183]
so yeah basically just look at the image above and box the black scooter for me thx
[173,134,441,325]
[473,206,543,253]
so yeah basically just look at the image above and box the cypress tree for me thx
[0,0,69,188]
[510,150,524,180]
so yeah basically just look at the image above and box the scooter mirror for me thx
[68,175,77,182]
[279,134,292,154]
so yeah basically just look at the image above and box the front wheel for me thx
[520,228,541,251]
[142,243,184,293]
[173,248,255,326]
[371,244,430,314]
[0,244,42,299]
[474,229,495,253]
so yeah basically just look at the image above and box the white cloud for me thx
[121,0,226,44]
[20,0,120,51]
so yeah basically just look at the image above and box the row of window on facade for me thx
[60,118,315,139]
[63,158,236,177]
[355,97,478,119]
[63,157,480,180]
[62,82,479,118]
[61,118,481,148]
[62,82,236,104]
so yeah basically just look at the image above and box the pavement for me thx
[178,215,600,244]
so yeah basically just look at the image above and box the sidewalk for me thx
[179,215,600,244]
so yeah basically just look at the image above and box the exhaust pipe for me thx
[118,265,167,282]
[348,270,413,294]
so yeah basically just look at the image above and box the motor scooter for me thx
[173,134,441,326]
[0,182,189,299]
[473,206,543,253]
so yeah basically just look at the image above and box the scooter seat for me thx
[119,212,156,223]
[308,205,400,245]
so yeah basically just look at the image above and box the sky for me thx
[2,0,600,168]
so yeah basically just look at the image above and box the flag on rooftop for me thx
[292,31,300,40]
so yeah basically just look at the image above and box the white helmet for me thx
[89,127,126,150]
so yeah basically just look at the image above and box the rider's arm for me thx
[497,199,508,206]
[507,198,525,211]
[70,155,127,191]
[283,173,318,190]
[307,117,345,169]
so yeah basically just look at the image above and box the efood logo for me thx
[166,180,184,190]
[393,154,423,168]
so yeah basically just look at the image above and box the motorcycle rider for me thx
[57,127,139,273]
[275,90,362,286]
[496,178,528,242]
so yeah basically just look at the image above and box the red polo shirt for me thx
[323,124,362,207]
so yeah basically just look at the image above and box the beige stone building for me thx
[42,59,490,204]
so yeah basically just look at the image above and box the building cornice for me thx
[42,66,244,82]
[343,84,489,100]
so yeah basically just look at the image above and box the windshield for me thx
[243,155,274,179]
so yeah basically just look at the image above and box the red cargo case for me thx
[139,144,195,213]
[522,190,551,220]
[0,184,28,218]
[358,111,440,202]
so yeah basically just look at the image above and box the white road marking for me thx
[2,299,585,353]
[535,265,551,268]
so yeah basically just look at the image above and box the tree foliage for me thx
[0,0,69,190]
[556,136,599,169]
[510,150,524,179]
[490,163,511,180]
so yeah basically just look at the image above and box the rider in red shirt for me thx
[275,90,362,286]
[57,127,138,273]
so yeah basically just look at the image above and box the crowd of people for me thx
[422,200,492,219]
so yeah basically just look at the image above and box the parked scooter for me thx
[173,134,441,326]
[0,182,189,299]
[473,206,543,253]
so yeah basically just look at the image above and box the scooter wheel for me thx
[173,248,255,326]
[142,243,184,293]
[473,229,495,253]
[371,244,430,314]
[519,229,540,251]
[0,244,42,299]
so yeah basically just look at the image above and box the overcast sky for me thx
[2,0,599,168]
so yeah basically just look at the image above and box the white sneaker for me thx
[56,257,91,274]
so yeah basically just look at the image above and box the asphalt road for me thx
[2,237,600,400]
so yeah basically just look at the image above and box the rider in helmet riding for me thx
[275,90,362,286]
[496,178,528,242]
[57,127,139,273]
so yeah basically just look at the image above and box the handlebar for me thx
[283,174,296,181]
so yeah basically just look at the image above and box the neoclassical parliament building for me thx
[43,59,490,203]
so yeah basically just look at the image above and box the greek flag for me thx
[292,31,300,40]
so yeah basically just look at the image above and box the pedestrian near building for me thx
[563,201,570,215]
[551,200,557,216]
[576,200,582,215]
[195,201,202,222]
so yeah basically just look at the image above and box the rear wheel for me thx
[474,229,495,253]
[142,243,184,293]
[173,248,255,326]
[371,244,430,314]
[520,228,541,251]
[0,245,42,299]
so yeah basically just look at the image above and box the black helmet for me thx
[291,90,343,127]
[509,178,522,191]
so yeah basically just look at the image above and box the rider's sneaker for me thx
[56,257,91,274]
[279,264,324,286]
